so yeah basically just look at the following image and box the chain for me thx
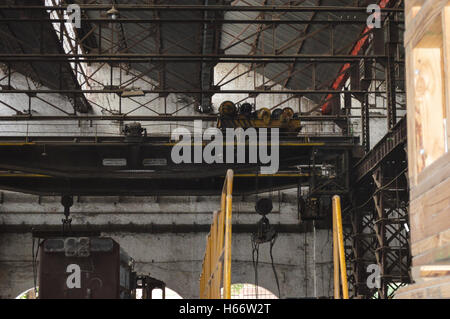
[61,195,73,234]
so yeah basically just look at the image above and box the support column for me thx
[361,94,370,153]
[385,18,398,130]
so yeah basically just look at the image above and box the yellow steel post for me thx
[217,206,225,298]
[206,233,210,298]
[208,233,211,298]
[332,195,349,299]
[210,213,215,298]
[333,204,341,299]
[223,170,233,299]
[212,212,220,299]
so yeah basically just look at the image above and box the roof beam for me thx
[1,5,402,13]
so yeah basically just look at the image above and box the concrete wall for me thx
[0,231,333,299]
[0,190,333,299]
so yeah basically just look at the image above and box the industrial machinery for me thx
[217,101,302,133]
[37,236,164,299]
[122,122,148,142]
[38,236,134,299]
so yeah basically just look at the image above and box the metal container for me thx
[39,237,134,299]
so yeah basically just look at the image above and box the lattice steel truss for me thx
[346,145,411,299]
[0,1,405,123]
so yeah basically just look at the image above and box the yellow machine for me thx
[217,101,302,133]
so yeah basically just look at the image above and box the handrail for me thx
[200,169,234,299]
[332,195,349,299]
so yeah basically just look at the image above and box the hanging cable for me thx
[32,237,37,297]
[32,236,42,298]
[252,240,259,299]
[251,198,281,298]
[269,234,281,298]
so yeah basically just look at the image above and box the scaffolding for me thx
[346,120,411,299]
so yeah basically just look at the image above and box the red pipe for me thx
[321,0,391,114]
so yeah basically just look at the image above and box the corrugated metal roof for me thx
[4,0,369,110]
[85,0,368,106]
[87,0,220,106]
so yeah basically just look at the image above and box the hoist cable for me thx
[32,237,37,297]
[252,231,281,299]
[32,237,42,298]
[270,235,281,298]
[252,240,259,299]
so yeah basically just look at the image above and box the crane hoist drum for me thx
[239,103,253,117]
[271,109,284,120]
[257,108,271,125]
[281,107,294,121]
[219,101,237,117]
